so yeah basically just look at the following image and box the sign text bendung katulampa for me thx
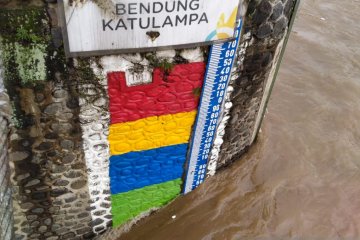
[102,0,209,31]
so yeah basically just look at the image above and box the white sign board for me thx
[60,0,241,56]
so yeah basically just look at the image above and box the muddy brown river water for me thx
[117,0,360,239]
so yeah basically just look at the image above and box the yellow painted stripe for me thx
[109,111,197,155]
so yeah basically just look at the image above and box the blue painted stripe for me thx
[110,144,188,194]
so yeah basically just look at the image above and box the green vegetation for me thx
[145,53,175,74]
[0,8,65,128]
[74,57,107,104]
[0,8,49,45]
[0,8,50,85]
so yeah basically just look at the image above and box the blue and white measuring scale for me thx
[183,19,243,194]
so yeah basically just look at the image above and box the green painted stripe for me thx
[111,178,182,227]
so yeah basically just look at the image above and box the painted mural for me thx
[107,62,205,226]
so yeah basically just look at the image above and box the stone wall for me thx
[8,81,94,240]
[0,5,94,239]
[77,59,113,235]
[0,2,208,236]
[217,0,297,168]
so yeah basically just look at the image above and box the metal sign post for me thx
[183,19,243,194]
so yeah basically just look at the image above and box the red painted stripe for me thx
[107,62,205,124]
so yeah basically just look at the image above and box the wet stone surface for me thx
[218,0,296,167]
[9,81,93,239]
